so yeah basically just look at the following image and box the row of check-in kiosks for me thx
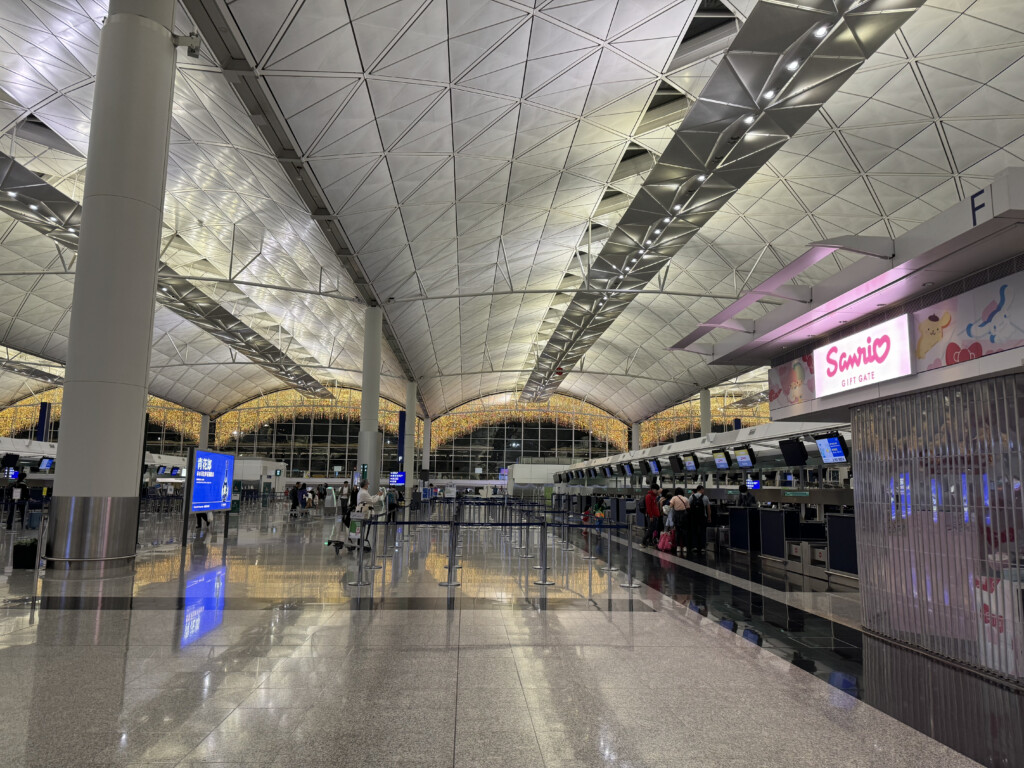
[551,491,858,587]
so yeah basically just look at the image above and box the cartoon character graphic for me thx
[966,284,1024,345]
[916,312,951,359]
[785,359,813,404]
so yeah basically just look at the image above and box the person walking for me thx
[688,485,710,556]
[641,483,662,547]
[670,487,690,556]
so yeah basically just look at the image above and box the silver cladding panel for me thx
[853,374,1024,682]
[46,495,140,568]
[522,0,927,402]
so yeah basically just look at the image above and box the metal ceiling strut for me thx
[520,0,926,402]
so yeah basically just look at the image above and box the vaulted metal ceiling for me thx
[0,0,1021,422]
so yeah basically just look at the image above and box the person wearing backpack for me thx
[641,483,662,547]
[688,485,709,556]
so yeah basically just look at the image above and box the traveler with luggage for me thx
[670,487,690,556]
[688,485,710,556]
[641,483,662,547]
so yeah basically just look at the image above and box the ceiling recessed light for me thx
[786,60,800,72]
[764,89,776,99]
[28,204,38,210]
[646,239,653,245]
[5,191,15,198]
[48,216,57,223]
[67,228,75,233]
[814,24,829,38]
[697,174,706,182]
[654,229,661,235]
[743,115,755,125]
[160,286,168,292]
[663,217,670,223]
[673,204,681,211]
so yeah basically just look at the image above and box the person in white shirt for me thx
[355,479,383,513]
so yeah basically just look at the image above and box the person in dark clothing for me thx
[737,483,757,508]
[688,485,709,555]
[641,484,662,547]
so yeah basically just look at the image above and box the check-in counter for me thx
[729,506,760,554]
[760,508,800,562]
[826,513,858,586]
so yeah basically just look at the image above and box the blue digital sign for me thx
[816,435,848,464]
[388,471,406,485]
[181,567,226,646]
[191,449,235,512]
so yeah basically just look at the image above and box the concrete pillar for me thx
[356,305,383,489]
[49,0,177,570]
[422,417,431,475]
[700,388,712,437]
[199,414,210,450]
[403,380,416,500]
[631,422,641,451]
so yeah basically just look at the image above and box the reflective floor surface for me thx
[0,504,1017,767]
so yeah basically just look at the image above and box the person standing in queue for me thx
[670,487,690,556]
[641,483,662,547]
[688,485,709,556]
[289,482,300,514]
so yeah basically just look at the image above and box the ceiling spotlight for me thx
[48,216,57,223]
[646,239,653,245]
[663,217,670,223]
[639,249,645,254]
[28,204,38,210]
[697,174,706,182]
[743,115,755,125]
[630,257,639,264]
[786,60,800,72]
[814,24,829,38]
[764,89,776,99]
[5,191,15,198]
[673,204,681,211]
[67,228,75,233]
[160,286,168,292]
[653,229,661,235]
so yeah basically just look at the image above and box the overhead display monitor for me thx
[190,449,236,512]
[648,459,661,474]
[622,463,634,476]
[813,315,912,398]
[602,466,613,478]
[683,454,699,472]
[816,434,850,464]
[668,455,685,473]
[157,465,167,474]
[180,567,226,647]
[388,471,406,486]
[734,446,755,468]
[778,439,808,466]
[170,466,181,476]
[746,478,761,490]
[712,450,731,470]
[37,457,54,470]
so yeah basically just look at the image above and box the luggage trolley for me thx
[326,506,373,554]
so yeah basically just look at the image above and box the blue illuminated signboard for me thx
[181,567,226,646]
[816,435,849,464]
[746,479,761,490]
[388,471,406,485]
[191,449,235,512]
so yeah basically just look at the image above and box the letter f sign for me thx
[971,189,987,227]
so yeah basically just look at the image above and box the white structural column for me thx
[403,380,416,500]
[700,388,712,437]
[199,414,210,450]
[356,305,383,490]
[49,0,178,569]
[422,417,431,477]
[631,422,641,451]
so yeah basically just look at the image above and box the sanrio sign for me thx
[813,316,913,397]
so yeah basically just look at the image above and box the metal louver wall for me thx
[853,375,1024,682]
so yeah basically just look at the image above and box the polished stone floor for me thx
[0,504,1009,767]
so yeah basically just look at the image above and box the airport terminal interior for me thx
[3,0,1024,766]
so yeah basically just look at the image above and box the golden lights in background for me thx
[430,393,628,452]
[640,394,770,448]
[213,386,423,449]
[0,387,202,441]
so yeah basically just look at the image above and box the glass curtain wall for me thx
[428,394,628,479]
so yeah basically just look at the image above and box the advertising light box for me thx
[813,315,912,398]
[191,449,235,512]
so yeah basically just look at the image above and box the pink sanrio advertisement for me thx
[913,272,1024,372]
[768,354,815,413]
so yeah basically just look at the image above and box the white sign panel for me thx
[813,315,913,397]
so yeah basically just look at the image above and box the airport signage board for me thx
[813,315,912,398]
[191,449,235,512]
